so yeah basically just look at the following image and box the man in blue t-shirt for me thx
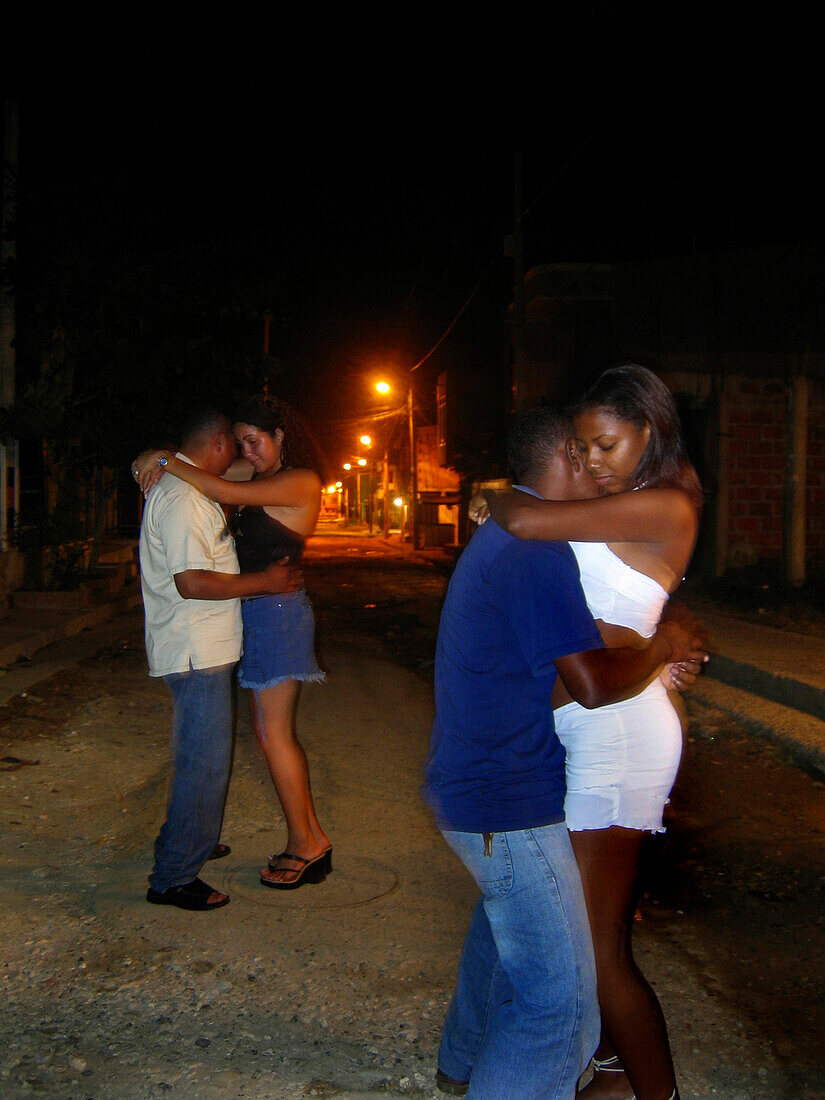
[424,406,701,1100]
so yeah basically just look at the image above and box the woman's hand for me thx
[132,449,171,495]
[661,659,705,693]
[468,492,491,525]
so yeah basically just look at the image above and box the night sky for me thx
[6,8,821,467]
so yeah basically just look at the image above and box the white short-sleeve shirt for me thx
[138,454,243,677]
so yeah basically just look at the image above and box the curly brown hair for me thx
[232,394,322,474]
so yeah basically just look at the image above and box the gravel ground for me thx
[0,622,472,1100]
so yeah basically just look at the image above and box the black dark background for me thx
[5,6,821,473]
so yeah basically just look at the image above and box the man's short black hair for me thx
[179,407,231,448]
[506,405,573,483]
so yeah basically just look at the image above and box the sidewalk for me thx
[0,583,143,670]
[682,606,825,777]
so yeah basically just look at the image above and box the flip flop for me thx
[260,851,327,890]
[146,877,229,911]
[208,843,231,860]
[268,846,332,874]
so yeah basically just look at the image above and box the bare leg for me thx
[248,681,330,884]
[572,826,678,1100]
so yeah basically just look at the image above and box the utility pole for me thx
[510,151,527,411]
[382,448,390,538]
[783,373,808,588]
[407,382,417,547]
[263,309,272,357]
[1,99,19,552]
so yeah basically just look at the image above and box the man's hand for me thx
[262,557,303,595]
[658,607,710,691]
[656,619,708,673]
[555,617,708,710]
[661,660,703,692]
[174,559,302,602]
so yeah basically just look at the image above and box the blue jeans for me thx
[439,825,599,1100]
[149,662,235,892]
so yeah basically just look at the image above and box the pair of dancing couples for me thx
[138,365,700,1099]
[426,364,704,1100]
[135,394,330,909]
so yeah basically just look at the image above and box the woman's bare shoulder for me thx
[280,467,323,492]
[281,466,321,481]
[641,485,699,523]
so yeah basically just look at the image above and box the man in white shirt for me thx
[139,407,299,912]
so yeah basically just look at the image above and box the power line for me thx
[408,253,502,374]
[407,123,614,376]
[517,113,614,229]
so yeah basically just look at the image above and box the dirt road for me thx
[1,534,823,1098]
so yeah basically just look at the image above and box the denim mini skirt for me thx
[238,590,325,690]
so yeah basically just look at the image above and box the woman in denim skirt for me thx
[136,395,331,890]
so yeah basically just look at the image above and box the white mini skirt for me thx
[555,677,682,833]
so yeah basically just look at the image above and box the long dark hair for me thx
[572,364,702,507]
[233,394,322,474]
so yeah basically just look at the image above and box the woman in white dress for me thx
[475,365,702,1100]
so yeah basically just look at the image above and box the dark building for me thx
[512,243,825,579]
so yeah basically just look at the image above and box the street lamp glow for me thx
[375,381,391,394]
[393,497,403,507]
[327,485,336,493]
[343,462,352,470]
[360,435,372,446]
[357,458,367,467]
[335,481,342,488]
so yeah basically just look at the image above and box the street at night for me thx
[3,19,825,1099]
[1,533,823,1098]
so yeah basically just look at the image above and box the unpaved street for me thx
[1,534,824,1098]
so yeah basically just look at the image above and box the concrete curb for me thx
[689,676,825,779]
[0,589,143,669]
[705,653,825,722]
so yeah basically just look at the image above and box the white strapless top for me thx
[569,542,669,639]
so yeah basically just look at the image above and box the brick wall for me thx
[725,377,825,560]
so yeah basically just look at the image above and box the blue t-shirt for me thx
[423,519,603,833]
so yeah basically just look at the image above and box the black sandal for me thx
[146,877,230,911]
[260,851,328,890]
[268,846,332,874]
[208,843,231,860]
[436,1068,470,1096]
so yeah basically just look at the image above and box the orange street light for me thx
[372,376,416,545]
